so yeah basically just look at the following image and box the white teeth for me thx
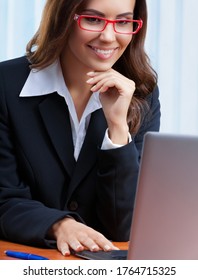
[92,47,114,55]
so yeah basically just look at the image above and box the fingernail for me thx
[86,78,94,84]
[76,244,84,251]
[90,85,96,91]
[87,71,95,76]
[61,249,70,256]
[100,86,108,93]
[114,246,120,250]
[91,245,99,252]
[104,245,111,251]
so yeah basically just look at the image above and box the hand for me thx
[87,69,135,144]
[50,217,119,256]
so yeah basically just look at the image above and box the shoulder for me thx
[145,85,160,106]
[137,85,161,135]
[144,85,161,119]
[0,56,30,75]
[0,55,29,68]
[0,56,31,92]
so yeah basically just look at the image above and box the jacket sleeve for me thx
[96,86,161,241]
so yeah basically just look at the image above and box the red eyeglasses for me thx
[74,14,143,35]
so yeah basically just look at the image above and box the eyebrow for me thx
[81,9,134,17]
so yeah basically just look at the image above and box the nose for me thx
[99,22,116,42]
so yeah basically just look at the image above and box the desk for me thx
[0,240,128,260]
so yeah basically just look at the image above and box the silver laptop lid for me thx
[128,132,198,260]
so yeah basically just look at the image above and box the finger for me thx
[87,72,136,94]
[103,243,120,251]
[78,236,100,252]
[87,69,118,79]
[58,242,70,256]
[93,81,117,93]
[95,236,120,251]
[87,231,120,251]
[86,70,116,85]
[87,72,117,85]
[58,238,84,255]
[87,71,96,77]
[98,86,109,93]
[90,78,116,92]
[91,84,109,93]
[68,239,85,252]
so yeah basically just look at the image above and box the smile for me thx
[89,46,118,60]
[91,47,114,55]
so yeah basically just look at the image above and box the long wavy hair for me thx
[26,0,157,134]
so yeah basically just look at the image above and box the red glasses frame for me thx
[74,14,143,35]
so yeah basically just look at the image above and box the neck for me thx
[60,51,92,97]
[60,51,93,121]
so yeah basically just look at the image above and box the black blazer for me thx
[0,56,160,247]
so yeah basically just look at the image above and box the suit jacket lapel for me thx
[66,109,107,200]
[39,93,107,199]
[38,93,76,176]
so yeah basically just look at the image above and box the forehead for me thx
[83,0,136,15]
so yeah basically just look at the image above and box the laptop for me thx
[72,132,198,260]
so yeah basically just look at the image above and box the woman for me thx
[0,0,160,256]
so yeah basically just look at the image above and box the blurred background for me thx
[0,0,198,135]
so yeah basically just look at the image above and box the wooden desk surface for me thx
[0,240,128,260]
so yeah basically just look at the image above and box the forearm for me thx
[0,195,81,247]
[96,141,139,241]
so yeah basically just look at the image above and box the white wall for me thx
[0,0,45,59]
[146,0,198,135]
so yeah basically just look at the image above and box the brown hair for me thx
[26,0,157,134]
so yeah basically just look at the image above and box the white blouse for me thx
[20,59,130,160]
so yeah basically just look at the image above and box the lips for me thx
[91,47,114,55]
[89,45,118,59]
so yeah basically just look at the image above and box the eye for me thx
[116,20,131,25]
[84,16,102,24]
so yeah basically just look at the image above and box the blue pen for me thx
[5,250,49,260]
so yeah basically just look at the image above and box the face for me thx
[63,0,136,73]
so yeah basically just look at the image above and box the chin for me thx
[91,62,115,72]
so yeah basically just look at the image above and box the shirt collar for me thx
[20,59,67,97]
[19,59,102,120]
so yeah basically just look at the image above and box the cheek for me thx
[117,36,132,59]
[69,26,95,46]
[68,29,82,46]
[121,35,133,48]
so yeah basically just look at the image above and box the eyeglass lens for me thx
[80,17,139,34]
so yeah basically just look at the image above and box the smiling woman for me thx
[0,0,160,258]
[1,1,198,136]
